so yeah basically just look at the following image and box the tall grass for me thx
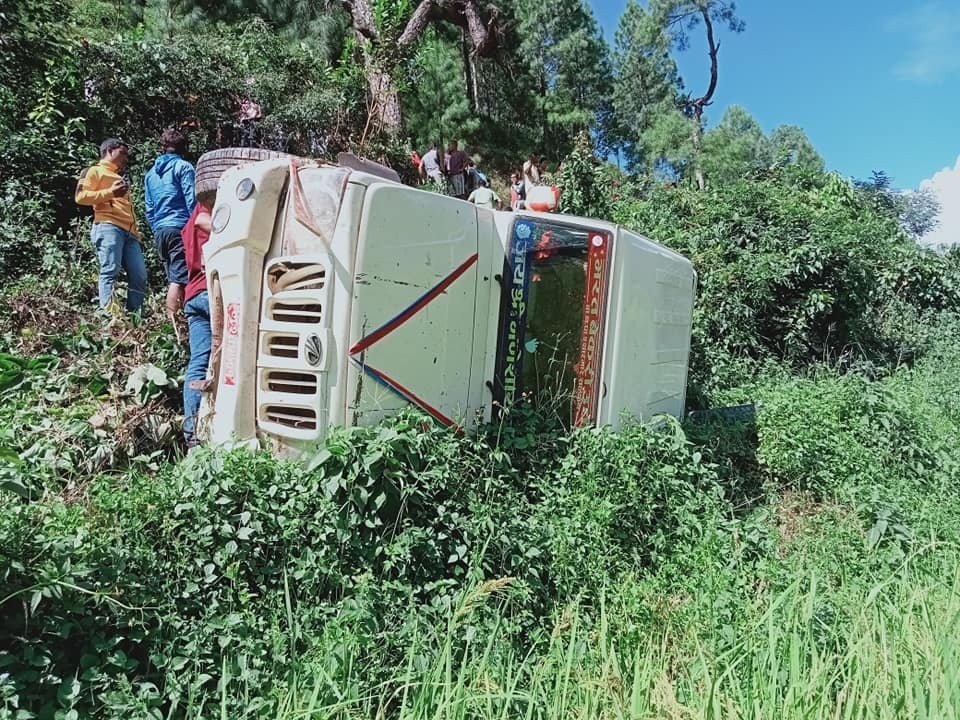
[209,555,960,720]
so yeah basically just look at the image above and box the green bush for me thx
[3,312,960,718]
[542,419,723,591]
[754,371,950,503]
[556,131,613,219]
[0,405,741,717]
[614,169,960,400]
[77,21,364,158]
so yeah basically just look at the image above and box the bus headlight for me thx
[236,177,255,200]
[211,204,231,233]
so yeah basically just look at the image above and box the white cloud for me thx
[919,155,960,248]
[889,2,960,83]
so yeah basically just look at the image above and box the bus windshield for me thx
[494,217,611,426]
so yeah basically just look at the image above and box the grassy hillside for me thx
[2,283,960,717]
[3,144,960,720]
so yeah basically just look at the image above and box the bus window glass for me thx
[494,218,610,425]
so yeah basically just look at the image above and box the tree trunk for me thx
[461,30,479,113]
[340,0,503,138]
[687,7,719,191]
[691,111,705,190]
[364,55,403,139]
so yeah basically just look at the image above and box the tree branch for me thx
[339,0,378,41]
[461,0,500,57]
[397,0,437,51]
[690,5,719,121]
[396,0,500,57]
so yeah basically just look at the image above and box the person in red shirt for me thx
[180,197,213,447]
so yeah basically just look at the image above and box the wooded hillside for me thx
[2,1,960,718]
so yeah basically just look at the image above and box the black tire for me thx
[195,147,296,201]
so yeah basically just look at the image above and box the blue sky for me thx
[590,0,960,191]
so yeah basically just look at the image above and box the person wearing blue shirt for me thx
[144,128,196,328]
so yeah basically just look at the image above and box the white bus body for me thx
[199,158,695,455]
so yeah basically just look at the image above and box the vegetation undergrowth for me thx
[3,315,960,718]
[4,1,960,717]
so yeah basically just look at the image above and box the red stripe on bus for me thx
[349,253,479,355]
[351,358,458,428]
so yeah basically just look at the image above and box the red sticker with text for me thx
[222,302,240,387]
[573,233,609,427]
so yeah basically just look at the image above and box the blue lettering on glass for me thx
[499,221,535,406]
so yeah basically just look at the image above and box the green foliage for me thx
[0,0,71,101]
[78,21,364,158]
[261,565,960,719]
[769,124,825,173]
[5,3,960,718]
[755,374,935,499]
[404,32,481,152]
[610,0,684,172]
[0,0,91,276]
[0,318,183,501]
[0,381,738,717]
[372,0,415,38]
[856,170,942,239]
[701,105,771,182]
[615,169,960,398]
[6,335,960,716]
[555,131,611,219]
[543,419,722,590]
[516,0,612,158]
[699,107,825,188]
[0,424,468,717]
[610,0,745,182]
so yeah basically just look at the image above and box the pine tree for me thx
[769,125,824,174]
[647,0,745,188]
[701,105,771,183]
[610,0,683,173]
[404,31,481,153]
[515,0,612,159]
[700,109,827,185]
[132,0,505,139]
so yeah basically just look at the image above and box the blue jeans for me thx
[183,291,212,446]
[90,223,148,312]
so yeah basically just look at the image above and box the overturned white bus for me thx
[195,152,695,456]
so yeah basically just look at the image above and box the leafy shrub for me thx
[754,371,947,502]
[556,131,612,219]
[0,415,491,717]
[3,318,960,717]
[615,169,960,400]
[0,11,370,283]
[77,20,365,156]
[0,401,743,717]
[542,418,724,591]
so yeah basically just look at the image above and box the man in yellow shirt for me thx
[74,138,147,314]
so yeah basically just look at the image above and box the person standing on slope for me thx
[445,140,469,199]
[419,142,444,186]
[180,194,214,448]
[144,128,196,331]
[522,153,541,197]
[75,138,147,317]
[510,171,525,210]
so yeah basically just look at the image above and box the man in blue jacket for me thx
[145,128,196,328]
